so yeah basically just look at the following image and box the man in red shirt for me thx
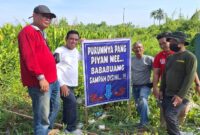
[18,5,60,135]
[153,32,174,128]
[153,32,174,99]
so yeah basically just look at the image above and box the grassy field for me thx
[0,18,200,134]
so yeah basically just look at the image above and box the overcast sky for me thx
[0,0,200,27]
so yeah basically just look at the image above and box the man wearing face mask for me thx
[153,32,200,130]
[160,31,197,135]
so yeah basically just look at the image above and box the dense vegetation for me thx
[0,15,200,134]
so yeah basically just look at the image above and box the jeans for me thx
[132,85,151,126]
[61,87,77,132]
[28,80,60,135]
[162,96,189,135]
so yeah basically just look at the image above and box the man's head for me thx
[156,32,171,51]
[132,41,144,58]
[32,5,56,30]
[166,31,189,52]
[65,30,80,50]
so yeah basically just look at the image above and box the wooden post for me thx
[84,106,89,125]
[127,100,132,116]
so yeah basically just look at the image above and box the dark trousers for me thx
[162,96,188,135]
[61,87,77,132]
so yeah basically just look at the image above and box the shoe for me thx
[48,129,59,135]
[136,123,148,131]
[65,129,83,135]
[94,111,103,117]
[180,131,193,135]
[77,122,84,129]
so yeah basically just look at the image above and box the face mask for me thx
[170,43,181,52]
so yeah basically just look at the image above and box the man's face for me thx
[158,37,170,51]
[33,13,52,30]
[169,38,183,52]
[66,34,79,50]
[132,43,144,57]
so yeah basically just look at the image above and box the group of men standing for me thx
[17,4,200,135]
[131,31,200,135]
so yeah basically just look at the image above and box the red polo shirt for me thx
[18,25,57,87]
[153,50,174,77]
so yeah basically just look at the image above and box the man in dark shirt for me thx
[160,31,197,135]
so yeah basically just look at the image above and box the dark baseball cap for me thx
[29,5,56,18]
[166,31,189,46]
[156,32,171,40]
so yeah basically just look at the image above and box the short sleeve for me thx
[153,54,160,68]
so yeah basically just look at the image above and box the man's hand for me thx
[172,95,183,107]
[153,86,160,99]
[194,73,200,95]
[60,85,70,97]
[39,79,49,92]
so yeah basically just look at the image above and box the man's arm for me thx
[131,57,134,85]
[54,48,70,97]
[152,54,162,99]
[18,30,49,92]
[153,68,160,99]
[160,67,167,99]
[194,72,200,95]
[18,31,43,76]
[177,55,197,98]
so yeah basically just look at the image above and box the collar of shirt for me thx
[31,25,47,39]
[162,50,174,56]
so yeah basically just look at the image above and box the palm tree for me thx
[156,8,165,25]
[150,10,157,24]
[150,8,165,25]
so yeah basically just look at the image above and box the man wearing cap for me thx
[160,31,197,135]
[18,5,60,135]
[154,32,200,129]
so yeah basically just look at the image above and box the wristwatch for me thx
[37,74,45,81]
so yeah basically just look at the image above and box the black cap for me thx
[156,32,172,40]
[166,31,189,46]
[29,5,56,18]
